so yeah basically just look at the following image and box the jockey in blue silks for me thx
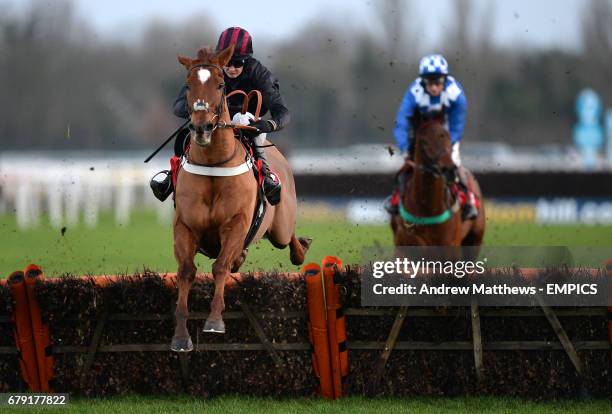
[386,53,477,220]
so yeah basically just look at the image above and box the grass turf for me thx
[8,395,611,414]
[1,211,611,277]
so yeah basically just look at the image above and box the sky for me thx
[12,0,584,51]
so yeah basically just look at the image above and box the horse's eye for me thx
[218,83,225,90]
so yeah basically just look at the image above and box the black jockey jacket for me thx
[173,57,290,131]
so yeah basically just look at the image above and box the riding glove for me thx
[249,119,276,133]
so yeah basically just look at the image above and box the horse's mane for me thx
[416,119,445,136]
[196,46,215,63]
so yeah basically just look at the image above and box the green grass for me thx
[484,222,612,246]
[1,211,611,277]
[10,395,612,414]
[0,211,390,277]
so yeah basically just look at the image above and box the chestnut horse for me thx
[171,45,311,352]
[391,121,485,248]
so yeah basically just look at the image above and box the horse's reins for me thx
[182,64,267,175]
[186,63,262,135]
[143,63,233,164]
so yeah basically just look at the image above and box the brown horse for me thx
[171,45,311,352]
[391,121,486,248]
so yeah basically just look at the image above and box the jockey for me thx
[150,26,288,205]
[386,53,477,220]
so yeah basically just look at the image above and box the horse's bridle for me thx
[186,63,235,138]
[397,137,460,226]
[416,139,457,183]
[183,62,248,168]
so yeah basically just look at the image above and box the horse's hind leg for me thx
[289,234,312,266]
[268,232,312,266]
[171,222,198,352]
[205,214,249,334]
[266,210,312,265]
[265,177,312,265]
[461,174,486,259]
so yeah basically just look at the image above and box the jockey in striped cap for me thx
[151,27,289,205]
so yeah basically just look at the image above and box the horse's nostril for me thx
[188,122,213,135]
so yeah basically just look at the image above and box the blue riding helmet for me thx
[419,54,449,77]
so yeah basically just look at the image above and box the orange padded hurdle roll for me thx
[304,263,334,400]
[322,256,345,399]
[23,264,54,392]
[8,271,40,391]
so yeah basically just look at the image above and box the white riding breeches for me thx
[452,143,461,166]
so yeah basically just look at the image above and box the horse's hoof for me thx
[203,318,225,334]
[290,237,313,265]
[170,336,193,352]
[299,237,313,251]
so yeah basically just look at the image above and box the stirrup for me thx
[150,170,173,202]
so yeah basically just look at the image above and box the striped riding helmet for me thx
[216,27,253,58]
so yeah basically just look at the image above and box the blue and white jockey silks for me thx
[393,75,468,155]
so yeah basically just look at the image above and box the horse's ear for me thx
[177,55,193,69]
[215,44,235,67]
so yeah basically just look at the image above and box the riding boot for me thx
[150,129,189,202]
[456,167,477,220]
[150,170,173,202]
[252,140,281,205]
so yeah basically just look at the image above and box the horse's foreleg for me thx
[204,214,249,334]
[171,222,197,352]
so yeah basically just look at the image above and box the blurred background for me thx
[1,0,611,276]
